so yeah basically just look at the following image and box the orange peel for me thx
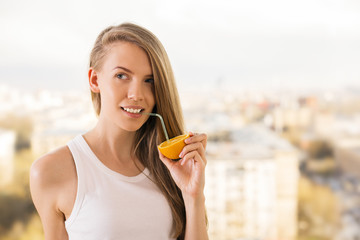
[158,134,190,160]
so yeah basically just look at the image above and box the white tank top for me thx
[65,135,175,240]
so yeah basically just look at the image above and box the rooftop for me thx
[207,124,296,160]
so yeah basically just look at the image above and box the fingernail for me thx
[179,151,184,158]
[185,138,191,144]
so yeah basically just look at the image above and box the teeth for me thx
[124,108,142,113]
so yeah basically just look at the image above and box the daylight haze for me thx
[1,0,360,92]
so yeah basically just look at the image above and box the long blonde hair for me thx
[89,23,186,239]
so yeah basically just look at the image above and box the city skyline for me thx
[2,79,360,239]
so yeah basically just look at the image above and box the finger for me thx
[181,150,205,167]
[179,142,205,159]
[181,151,206,169]
[186,132,203,141]
[181,150,198,166]
[185,133,207,149]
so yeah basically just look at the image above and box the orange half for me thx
[158,134,190,160]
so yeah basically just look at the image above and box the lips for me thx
[122,108,142,113]
[120,106,145,115]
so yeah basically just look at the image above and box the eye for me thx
[145,78,154,84]
[116,74,128,80]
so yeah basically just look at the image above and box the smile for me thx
[121,107,144,114]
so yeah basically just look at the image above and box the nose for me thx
[127,80,144,102]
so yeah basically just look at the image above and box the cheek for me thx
[99,87,121,111]
[103,82,124,100]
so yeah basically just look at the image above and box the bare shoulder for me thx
[30,145,75,239]
[30,145,76,189]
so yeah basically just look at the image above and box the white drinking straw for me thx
[141,112,169,141]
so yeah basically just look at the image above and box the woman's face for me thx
[95,41,155,132]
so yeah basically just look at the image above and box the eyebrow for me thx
[113,66,133,74]
[112,66,153,78]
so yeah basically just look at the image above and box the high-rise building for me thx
[333,138,360,178]
[0,129,16,186]
[205,125,299,240]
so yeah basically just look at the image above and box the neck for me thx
[84,119,137,164]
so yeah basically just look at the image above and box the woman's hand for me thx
[158,132,207,200]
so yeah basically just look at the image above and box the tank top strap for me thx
[65,134,89,229]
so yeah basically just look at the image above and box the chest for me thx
[66,176,175,239]
[84,181,172,223]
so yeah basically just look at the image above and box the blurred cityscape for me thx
[1,83,360,240]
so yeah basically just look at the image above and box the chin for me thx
[118,122,145,133]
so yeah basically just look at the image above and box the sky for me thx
[1,0,360,92]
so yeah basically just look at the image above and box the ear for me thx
[88,68,100,93]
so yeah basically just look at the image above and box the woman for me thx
[30,23,208,240]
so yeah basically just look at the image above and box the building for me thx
[333,138,360,178]
[31,128,85,157]
[30,91,97,157]
[0,129,16,186]
[205,124,299,240]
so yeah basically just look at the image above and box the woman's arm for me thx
[159,132,209,240]
[183,193,208,240]
[30,148,74,240]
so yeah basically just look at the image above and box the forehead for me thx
[102,41,152,74]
